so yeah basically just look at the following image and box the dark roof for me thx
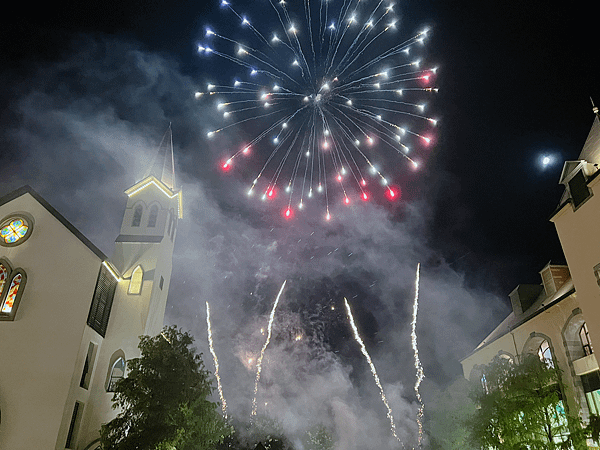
[0,185,108,261]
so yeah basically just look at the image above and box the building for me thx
[461,107,600,437]
[0,129,182,450]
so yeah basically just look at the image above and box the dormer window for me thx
[559,161,594,210]
[567,170,591,208]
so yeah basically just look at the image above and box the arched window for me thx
[0,269,27,320]
[128,265,143,295]
[147,205,158,228]
[538,340,554,368]
[107,357,126,392]
[0,261,9,297]
[132,205,143,227]
[580,323,594,356]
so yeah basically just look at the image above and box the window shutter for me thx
[87,265,117,337]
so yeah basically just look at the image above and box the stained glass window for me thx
[1,218,29,244]
[0,263,8,297]
[1,273,22,314]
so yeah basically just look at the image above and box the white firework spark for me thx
[206,301,227,415]
[196,0,438,220]
[251,280,287,417]
[411,263,425,447]
[344,297,401,443]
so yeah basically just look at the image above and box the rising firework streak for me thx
[411,263,425,447]
[206,302,227,415]
[344,297,401,443]
[251,280,287,417]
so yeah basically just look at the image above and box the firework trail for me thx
[411,263,424,447]
[251,280,287,417]
[344,297,400,443]
[206,302,227,415]
[196,0,438,221]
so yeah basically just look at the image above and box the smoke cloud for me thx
[0,35,509,448]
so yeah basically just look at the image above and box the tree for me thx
[425,377,476,450]
[468,354,580,450]
[100,326,230,450]
[303,424,334,450]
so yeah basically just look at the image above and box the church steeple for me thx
[110,126,183,334]
[144,124,176,191]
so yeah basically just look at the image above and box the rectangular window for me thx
[79,342,97,389]
[87,265,117,337]
[65,401,83,449]
[159,276,164,290]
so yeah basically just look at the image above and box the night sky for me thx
[1,1,599,447]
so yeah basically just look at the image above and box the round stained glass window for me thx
[0,217,32,246]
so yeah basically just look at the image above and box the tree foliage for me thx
[468,354,578,450]
[425,377,477,450]
[100,325,230,450]
[303,424,334,450]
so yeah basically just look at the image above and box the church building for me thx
[461,106,600,446]
[0,129,182,450]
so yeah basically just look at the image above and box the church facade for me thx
[0,133,182,449]
[461,108,600,445]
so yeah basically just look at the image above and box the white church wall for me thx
[0,193,103,450]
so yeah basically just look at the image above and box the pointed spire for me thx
[592,97,600,119]
[145,124,176,190]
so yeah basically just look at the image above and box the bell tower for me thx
[111,126,183,335]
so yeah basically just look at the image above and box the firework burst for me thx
[196,0,437,220]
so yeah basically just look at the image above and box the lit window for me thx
[128,266,143,295]
[538,340,554,368]
[0,262,8,297]
[148,205,158,228]
[107,357,126,392]
[2,273,22,313]
[580,323,594,356]
[0,269,26,320]
[132,205,143,227]
[0,217,31,246]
